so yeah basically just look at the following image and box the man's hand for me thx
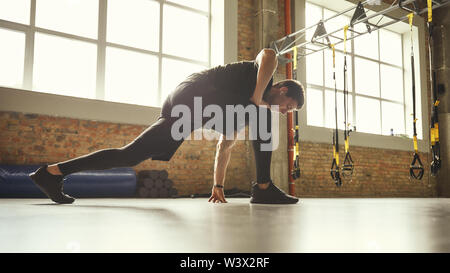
[208,186,228,203]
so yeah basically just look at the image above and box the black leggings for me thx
[57,106,273,184]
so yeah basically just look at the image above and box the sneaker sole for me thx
[250,198,299,204]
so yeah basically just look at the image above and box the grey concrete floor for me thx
[0,198,449,253]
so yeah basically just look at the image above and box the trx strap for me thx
[341,25,354,178]
[292,46,301,180]
[427,0,441,176]
[408,13,424,180]
[330,44,342,187]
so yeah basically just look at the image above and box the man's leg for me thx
[252,137,272,189]
[30,116,184,203]
[54,117,181,176]
[251,106,273,187]
[249,107,298,204]
[50,93,180,176]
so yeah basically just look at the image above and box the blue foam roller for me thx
[0,165,137,198]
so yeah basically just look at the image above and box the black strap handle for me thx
[292,155,301,180]
[342,151,354,178]
[431,143,441,177]
[409,153,424,180]
[330,158,342,187]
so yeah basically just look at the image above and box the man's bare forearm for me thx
[214,147,232,186]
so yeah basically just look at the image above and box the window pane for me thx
[107,0,159,51]
[167,0,209,12]
[325,90,353,130]
[306,52,323,86]
[35,0,98,39]
[306,87,323,127]
[355,96,380,134]
[33,33,97,98]
[163,5,209,62]
[379,29,402,66]
[324,50,352,91]
[0,0,30,24]
[382,101,405,136]
[380,64,403,102]
[161,58,206,103]
[105,47,159,107]
[305,2,322,41]
[354,25,378,60]
[355,57,379,97]
[0,28,25,89]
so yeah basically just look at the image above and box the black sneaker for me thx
[250,181,299,204]
[29,165,75,204]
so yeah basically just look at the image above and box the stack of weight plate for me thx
[137,170,178,198]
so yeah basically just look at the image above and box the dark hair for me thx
[274,79,305,109]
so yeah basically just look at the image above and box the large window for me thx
[0,0,211,107]
[304,1,421,139]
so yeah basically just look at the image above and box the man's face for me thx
[268,86,298,115]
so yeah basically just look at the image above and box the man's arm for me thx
[208,133,237,203]
[250,48,278,106]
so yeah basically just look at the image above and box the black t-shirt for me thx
[153,61,273,161]
[167,60,273,113]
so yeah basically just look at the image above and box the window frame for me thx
[0,0,212,107]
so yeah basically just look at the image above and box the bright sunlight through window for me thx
[0,0,211,108]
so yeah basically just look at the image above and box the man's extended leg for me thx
[55,117,182,176]
[30,116,185,204]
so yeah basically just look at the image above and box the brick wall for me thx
[296,142,434,197]
[238,0,256,61]
[0,0,438,198]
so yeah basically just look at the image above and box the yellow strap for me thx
[331,44,335,67]
[413,136,418,153]
[345,138,349,153]
[293,46,298,70]
[295,143,299,156]
[427,0,432,23]
[333,145,339,166]
[434,100,440,106]
[408,13,414,27]
[430,128,436,145]
[343,25,349,54]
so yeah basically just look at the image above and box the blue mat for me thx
[0,165,137,198]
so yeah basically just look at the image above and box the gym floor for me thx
[1,198,449,253]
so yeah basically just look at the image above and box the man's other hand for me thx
[208,186,228,203]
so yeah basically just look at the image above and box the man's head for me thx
[264,79,305,115]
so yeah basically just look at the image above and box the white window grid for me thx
[305,3,409,137]
[0,0,212,107]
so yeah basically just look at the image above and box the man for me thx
[30,48,304,205]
